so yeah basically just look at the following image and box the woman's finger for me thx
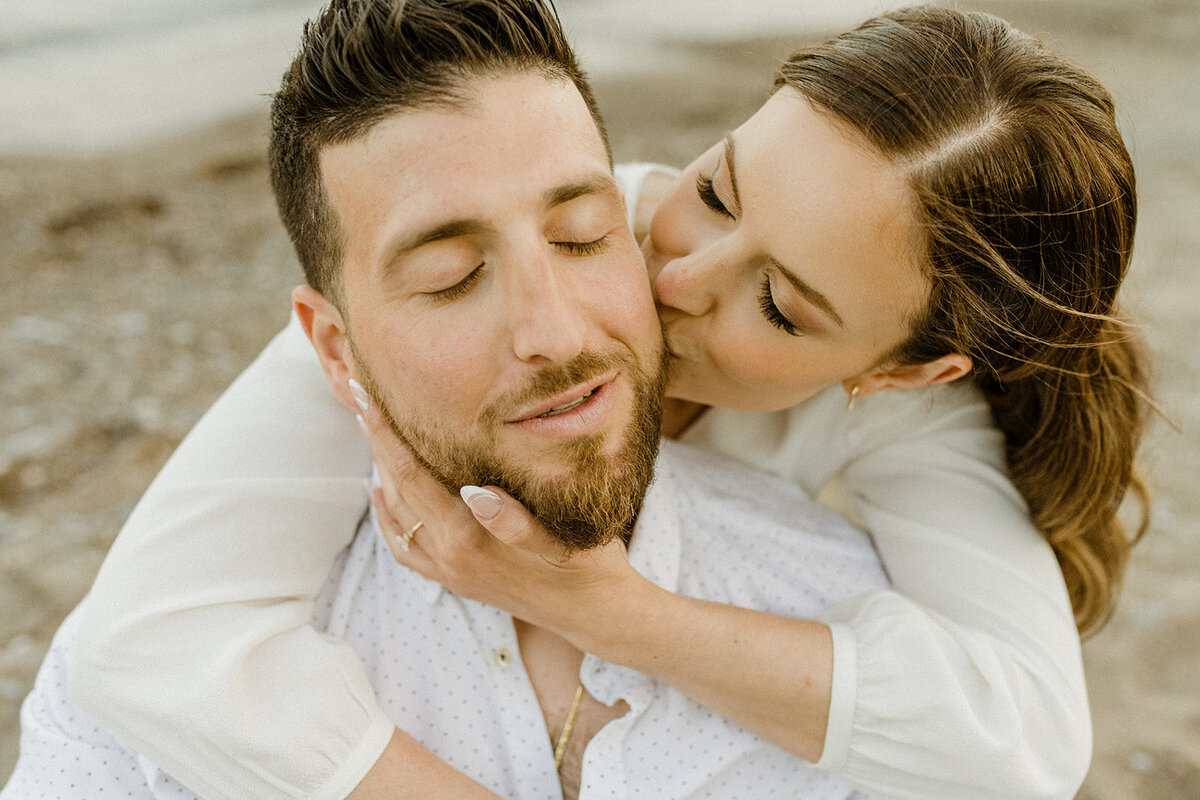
[354,402,417,509]
[369,485,418,553]
[458,485,571,562]
[356,399,461,522]
[369,487,438,576]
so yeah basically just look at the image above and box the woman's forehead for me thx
[731,90,926,324]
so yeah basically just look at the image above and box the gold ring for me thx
[399,520,423,551]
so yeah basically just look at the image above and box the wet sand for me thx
[2,0,1199,795]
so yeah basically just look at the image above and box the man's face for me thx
[313,72,666,549]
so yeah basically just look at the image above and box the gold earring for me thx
[846,384,860,411]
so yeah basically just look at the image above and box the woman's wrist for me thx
[565,577,835,761]
[552,566,678,663]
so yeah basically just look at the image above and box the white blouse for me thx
[65,165,1090,800]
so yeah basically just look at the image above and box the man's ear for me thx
[844,353,973,400]
[292,284,360,411]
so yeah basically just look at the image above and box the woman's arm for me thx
[67,316,441,800]
[361,407,838,766]
[818,381,1091,797]
[681,382,1089,798]
[364,384,1090,800]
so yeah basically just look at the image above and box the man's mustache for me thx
[481,348,636,425]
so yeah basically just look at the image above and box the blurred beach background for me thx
[2,0,1198,795]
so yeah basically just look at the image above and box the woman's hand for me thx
[354,400,834,764]
[355,402,640,640]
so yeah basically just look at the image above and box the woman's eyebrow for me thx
[769,256,846,329]
[722,134,743,216]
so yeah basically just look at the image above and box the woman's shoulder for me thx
[785,380,997,464]
[850,378,992,430]
[835,379,1007,472]
[747,379,992,441]
[680,381,999,493]
[615,162,678,236]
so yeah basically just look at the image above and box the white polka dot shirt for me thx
[3,440,885,799]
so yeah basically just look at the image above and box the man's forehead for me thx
[324,73,602,159]
[319,75,608,195]
[316,73,618,276]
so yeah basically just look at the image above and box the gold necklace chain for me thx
[552,682,586,770]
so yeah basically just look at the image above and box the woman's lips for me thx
[657,313,695,364]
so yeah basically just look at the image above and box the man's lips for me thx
[508,372,618,423]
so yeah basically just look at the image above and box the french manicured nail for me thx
[348,379,370,411]
[460,486,502,520]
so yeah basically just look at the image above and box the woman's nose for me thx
[653,250,720,318]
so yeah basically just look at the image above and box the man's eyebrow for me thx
[387,218,491,263]
[380,175,615,274]
[543,174,617,209]
[723,135,743,215]
[768,256,846,329]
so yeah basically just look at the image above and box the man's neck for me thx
[513,619,628,799]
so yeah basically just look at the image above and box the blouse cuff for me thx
[813,620,856,772]
[310,711,396,800]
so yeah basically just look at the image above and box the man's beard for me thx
[352,340,667,552]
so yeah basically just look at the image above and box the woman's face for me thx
[642,87,930,412]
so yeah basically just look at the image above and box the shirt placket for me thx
[575,654,656,798]
[466,600,564,800]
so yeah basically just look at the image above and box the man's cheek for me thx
[404,363,483,422]
[594,269,657,332]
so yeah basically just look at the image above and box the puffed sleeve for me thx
[68,315,394,800]
[815,382,1091,799]
[684,382,1091,799]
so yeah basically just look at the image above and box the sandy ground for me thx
[2,0,1199,796]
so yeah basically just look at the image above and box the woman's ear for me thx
[844,353,973,400]
[292,284,360,411]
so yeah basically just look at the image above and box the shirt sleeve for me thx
[67,316,394,800]
[684,383,1091,799]
[814,382,1091,800]
[614,162,678,230]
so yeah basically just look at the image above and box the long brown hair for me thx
[778,6,1150,634]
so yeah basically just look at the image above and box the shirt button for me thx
[493,647,513,668]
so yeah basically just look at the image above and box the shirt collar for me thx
[624,449,682,594]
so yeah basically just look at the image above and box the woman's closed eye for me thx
[758,275,804,336]
[696,174,734,220]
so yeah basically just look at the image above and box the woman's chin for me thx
[663,377,720,409]
[666,369,826,414]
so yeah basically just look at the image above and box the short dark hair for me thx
[269,0,608,303]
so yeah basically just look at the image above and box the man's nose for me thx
[652,248,721,318]
[509,258,587,364]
